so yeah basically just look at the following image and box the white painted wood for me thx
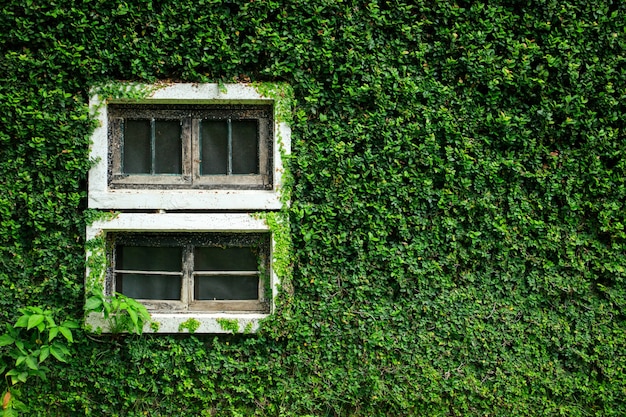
[88,212,270,233]
[85,312,266,334]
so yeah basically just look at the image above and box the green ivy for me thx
[1,0,625,415]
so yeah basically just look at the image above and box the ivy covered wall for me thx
[1,0,625,415]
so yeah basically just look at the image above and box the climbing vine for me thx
[1,0,625,415]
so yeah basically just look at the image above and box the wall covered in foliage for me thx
[1,0,625,415]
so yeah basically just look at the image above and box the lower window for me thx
[107,232,270,313]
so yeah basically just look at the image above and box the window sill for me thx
[87,188,284,210]
[85,312,267,334]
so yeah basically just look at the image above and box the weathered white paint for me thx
[87,212,272,238]
[88,83,290,210]
[85,212,278,334]
[85,312,266,334]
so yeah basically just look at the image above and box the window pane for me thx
[154,120,182,174]
[201,120,228,175]
[194,247,258,271]
[123,120,151,174]
[194,275,258,300]
[117,273,181,300]
[231,120,259,174]
[117,246,182,272]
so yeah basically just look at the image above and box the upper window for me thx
[108,104,273,190]
[88,83,291,210]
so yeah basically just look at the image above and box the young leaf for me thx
[50,343,70,363]
[58,326,73,343]
[0,334,14,347]
[61,320,80,329]
[127,307,138,327]
[26,314,44,331]
[85,296,103,312]
[25,355,38,371]
[15,356,26,368]
[13,315,29,329]
[39,346,50,363]
[48,326,59,342]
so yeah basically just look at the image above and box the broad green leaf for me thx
[39,346,50,363]
[24,356,38,371]
[50,344,68,363]
[13,316,29,329]
[26,314,44,331]
[45,315,56,328]
[61,320,80,329]
[14,340,25,354]
[48,326,59,342]
[15,356,26,367]
[0,334,14,347]
[58,326,73,343]
[127,308,138,327]
[85,296,103,312]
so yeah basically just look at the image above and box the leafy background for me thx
[1,0,625,415]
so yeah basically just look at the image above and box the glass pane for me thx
[194,275,258,300]
[194,247,258,271]
[117,273,181,300]
[117,246,182,272]
[123,120,151,174]
[154,120,182,174]
[232,120,259,174]
[201,120,228,175]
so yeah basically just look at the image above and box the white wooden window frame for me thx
[88,83,290,210]
[85,213,279,334]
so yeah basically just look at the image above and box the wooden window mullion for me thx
[181,244,193,310]
[150,119,156,174]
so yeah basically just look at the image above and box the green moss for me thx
[216,318,239,334]
[178,318,200,333]
[243,322,254,334]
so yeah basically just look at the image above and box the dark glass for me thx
[117,246,182,272]
[200,120,228,175]
[194,247,258,271]
[154,120,182,174]
[117,273,181,300]
[123,120,151,173]
[115,245,182,300]
[231,120,258,174]
[194,275,258,300]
